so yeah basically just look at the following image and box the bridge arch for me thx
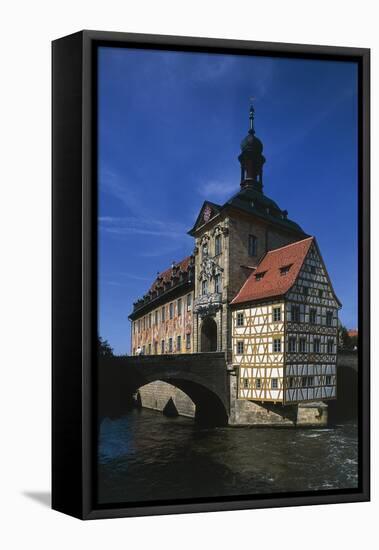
[98,353,229,427]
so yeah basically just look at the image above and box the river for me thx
[98,409,358,505]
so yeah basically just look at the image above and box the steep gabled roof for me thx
[231,237,314,305]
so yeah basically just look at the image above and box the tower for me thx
[238,103,266,192]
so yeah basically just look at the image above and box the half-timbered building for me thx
[231,237,341,404]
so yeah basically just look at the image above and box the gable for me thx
[188,201,221,236]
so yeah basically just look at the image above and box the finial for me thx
[249,96,255,135]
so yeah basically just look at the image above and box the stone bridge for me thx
[98,352,229,425]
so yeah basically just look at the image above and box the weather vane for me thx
[249,96,256,133]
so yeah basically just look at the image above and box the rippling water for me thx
[98,409,358,505]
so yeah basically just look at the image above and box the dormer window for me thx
[255,271,266,281]
[280,264,292,276]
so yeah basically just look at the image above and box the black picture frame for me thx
[52,30,370,520]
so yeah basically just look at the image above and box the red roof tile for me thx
[231,237,314,305]
[150,256,192,293]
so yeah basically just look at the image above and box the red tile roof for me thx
[347,329,358,338]
[231,237,314,305]
[150,256,192,293]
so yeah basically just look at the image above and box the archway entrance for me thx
[201,317,217,352]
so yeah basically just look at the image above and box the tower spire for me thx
[249,99,255,135]
[238,102,265,192]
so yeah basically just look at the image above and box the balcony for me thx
[194,293,222,317]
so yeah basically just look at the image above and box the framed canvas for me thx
[52,30,370,520]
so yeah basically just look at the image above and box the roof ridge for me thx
[265,236,313,255]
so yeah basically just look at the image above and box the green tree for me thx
[98,336,114,357]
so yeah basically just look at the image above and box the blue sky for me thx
[98,47,358,355]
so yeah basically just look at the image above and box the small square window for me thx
[248,234,257,257]
[310,308,317,324]
[273,307,281,322]
[291,305,300,322]
[237,312,244,327]
[299,338,307,352]
[215,234,222,256]
[237,341,244,354]
[327,339,334,354]
[288,337,297,352]
[273,338,281,353]
[313,338,321,353]
[271,378,278,389]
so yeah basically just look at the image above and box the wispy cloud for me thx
[99,216,188,239]
[197,179,236,201]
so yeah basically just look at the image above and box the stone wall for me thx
[137,381,196,418]
[228,373,328,427]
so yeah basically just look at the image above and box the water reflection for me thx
[98,409,358,505]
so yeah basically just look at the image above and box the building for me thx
[128,105,341,423]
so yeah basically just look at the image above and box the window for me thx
[313,338,321,353]
[177,298,182,316]
[255,271,266,281]
[161,339,165,354]
[310,265,316,274]
[214,273,221,294]
[237,312,244,327]
[242,378,249,389]
[177,335,181,352]
[318,289,323,298]
[168,338,173,352]
[280,264,292,276]
[326,311,333,327]
[327,339,334,354]
[325,375,332,386]
[155,310,158,325]
[187,293,192,311]
[271,378,278,389]
[273,338,281,353]
[288,337,297,352]
[161,306,165,322]
[299,338,307,352]
[201,279,208,295]
[148,313,152,328]
[301,376,307,388]
[237,341,244,354]
[288,376,295,388]
[255,378,261,389]
[291,305,300,322]
[202,243,208,258]
[169,302,174,319]
[215,234,222,256]
[303,286,309,296]
[307,376,314,387]
[148,343,151,355]
[248,234,257,257]
[310,308,317,324]
[186,333,191,350]
[273,307,281,322]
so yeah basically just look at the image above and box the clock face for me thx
[203,205,212,223]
